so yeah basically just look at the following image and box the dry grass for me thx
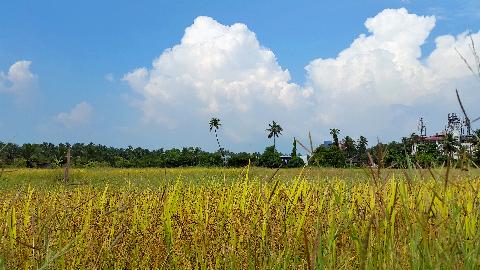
[1,166,480,269]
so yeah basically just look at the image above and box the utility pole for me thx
[63,147,71,182]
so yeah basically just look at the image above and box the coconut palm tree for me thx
[330,128,340,147]
[267,121,283,150]
[209,118,222,155]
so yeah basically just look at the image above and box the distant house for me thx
[411,134,445,155]
[412,133,477,159]
[411,113,478,158]
[280,155,291,165]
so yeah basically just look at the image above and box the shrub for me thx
[286,156,305,168]
[258,146,282,168]
[12,158,27,168]
[227,152,254,167]
[310,145,346,168]
[85,161,111,168]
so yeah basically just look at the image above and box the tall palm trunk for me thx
[273,136,276,150]
[215,130,222,151]
[215,129,224,162]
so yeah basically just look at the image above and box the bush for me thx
[415,153,436,168]
[287,156,305,168]
[227,152,254,167]
[474,148,480,166]
[310,146,346,168]
[258,146,282,168]
[13,158,27,168]
[85,161,111,168]
[197,152,223,167]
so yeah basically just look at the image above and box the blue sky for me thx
[1,0,479,154]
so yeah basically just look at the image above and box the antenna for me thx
[446,113,462,133]
[418,117,427,137]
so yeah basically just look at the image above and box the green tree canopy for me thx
[343,136,357,165]
[357,136,369,165]
[258,146,283,168]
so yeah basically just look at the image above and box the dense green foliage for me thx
[0,129,478,169]
[286,138,305,168]
[286,156,305,168]
[257,146,283,168]
[310,145,346,168]
[0,142,233,168]
[0,142,293,169]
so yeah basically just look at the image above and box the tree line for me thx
[0,136,480,168]
[0,117,478,169]
[310,130,480,169]
[0,133,477,169]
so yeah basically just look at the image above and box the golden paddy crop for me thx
[1,166,480,269]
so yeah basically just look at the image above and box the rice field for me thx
[1,166,480,269]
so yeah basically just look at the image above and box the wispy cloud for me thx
[56,102,94,128]
[104,73,115,82]
[426,1,480,21]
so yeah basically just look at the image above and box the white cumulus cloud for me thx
[0,60,37,95]
[123,9,480,149]
[305,8,480,139]
[122,16,310,131]
[307,9,437,106]
[56,102,94,128]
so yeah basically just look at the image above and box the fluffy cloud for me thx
[123,16,310,132]
[307,9,436,104]
[56,102,94,128]
[306,8,479,139]
[0,61,37,95]
[123,9,480,149]
[427,32,480,80]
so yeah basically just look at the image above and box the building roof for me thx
[424,135,444,141]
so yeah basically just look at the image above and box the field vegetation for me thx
[1,166,480,269]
